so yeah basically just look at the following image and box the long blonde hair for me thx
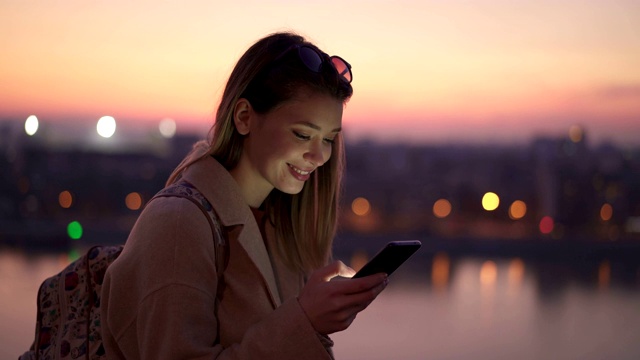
[167,32,352,273]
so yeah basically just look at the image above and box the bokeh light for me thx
[600,203,613,221]
[67,248,81,262]
[539,216,554,234]
[351,197,371,216]
[125,192,143,210]
[24,115,39,136]
[58,190,73,209]
[569,125,583,143]
[67,221,83,240]
[433,199,452,218]
[159,118,177,138]
[598,259,611,288]
[482,192,500,211]
[97,116,116,138]
[480,260,498,285]
[431,252,450,290]
[508,258,525,285]
[509,200,527,220]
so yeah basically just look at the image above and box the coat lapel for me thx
[263,221,305,301]
[234,220,283,307]
[182,156,282,307]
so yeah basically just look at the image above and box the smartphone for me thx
[352,240,422,278]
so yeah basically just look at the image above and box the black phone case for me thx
[352,240,421,278]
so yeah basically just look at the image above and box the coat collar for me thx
[181,156,282,307]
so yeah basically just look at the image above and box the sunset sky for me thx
[1,0,639,146]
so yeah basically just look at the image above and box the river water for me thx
[2,249,639,360]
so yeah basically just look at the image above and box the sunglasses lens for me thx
[298,46,323,72]
[293,46,352,83]
[331,56,352,83]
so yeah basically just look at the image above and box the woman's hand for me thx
[297,261,388,335]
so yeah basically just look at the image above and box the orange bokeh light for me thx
[480,261,498,286]
[58,190,73,209]
[433,199,452,218]
[509,200,527,220]
[508,258,525,285]
[351,197,371,216]
[431,252,450,290]
[600,203,613,221]
[125,192,143,211]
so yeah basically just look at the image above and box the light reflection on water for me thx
[0,250,72,359]
[1,250,639,360]
[333,255,640,360]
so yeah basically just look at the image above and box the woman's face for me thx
[232,91,343,207]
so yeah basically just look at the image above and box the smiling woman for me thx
[99,31,388,360]
[230,92,343,206]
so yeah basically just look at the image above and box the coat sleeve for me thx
[102,197,333,360]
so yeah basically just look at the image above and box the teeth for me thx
[289,164,311,175]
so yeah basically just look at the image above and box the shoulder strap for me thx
[148,180,228,285]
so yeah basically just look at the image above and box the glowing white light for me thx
[159,118,177,138]
[25,115,39,136]
[97,116,116,138]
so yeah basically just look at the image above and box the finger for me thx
[340,285,387,314]
[328,276,388,309]
[342,273,388,295]
[345,278,388,305]
[340,264,357,278]
[317,261,355,282]
[324,273,386,295]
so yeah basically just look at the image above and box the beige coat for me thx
[101,156,333,359]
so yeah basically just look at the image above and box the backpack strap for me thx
[148,179,228,344]
[148,180,228,291]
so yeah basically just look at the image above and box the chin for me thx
[277,183,305,195]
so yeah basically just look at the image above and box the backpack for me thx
[20,180,226,360]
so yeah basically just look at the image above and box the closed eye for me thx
[293,131,310,141]
[323,137,336,144]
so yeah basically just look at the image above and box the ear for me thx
[233,98,253,135]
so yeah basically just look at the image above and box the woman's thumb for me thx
[314,260,356,282]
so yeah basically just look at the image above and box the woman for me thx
[101,31,388,359]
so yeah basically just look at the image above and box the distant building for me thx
[1,120,639,248]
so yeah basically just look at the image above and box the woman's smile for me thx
[287,163,313,181]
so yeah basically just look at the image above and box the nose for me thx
[304,140,331,167]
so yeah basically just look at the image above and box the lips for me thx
[288,164,313,181]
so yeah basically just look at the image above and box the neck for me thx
[229,163,272,208]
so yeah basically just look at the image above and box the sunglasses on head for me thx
[274,44,353,84]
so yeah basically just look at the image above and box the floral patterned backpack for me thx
[20,180,226,360]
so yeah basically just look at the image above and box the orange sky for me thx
[1,0,639,146]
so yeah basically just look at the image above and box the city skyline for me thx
[1,0,639,146]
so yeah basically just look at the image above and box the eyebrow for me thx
[296,121,342,133]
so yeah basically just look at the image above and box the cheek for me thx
[264,137,298,163]
[324,145,333,161]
